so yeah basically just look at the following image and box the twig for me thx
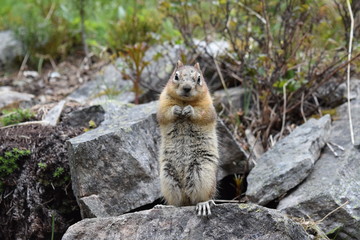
[312,94,322,116]
[301,92,307,122]
[35,54,57,71]
[318,201,349,223]
[4,190,14,199]
[45,2,56,21]
[269,135,275,147]
[214,58,233,112]
[328,141,345,151]
[0,120,50,130]
[286,52,360,114]
[236,2,266,24]
[261,0,274,61]
[326,142,338,157]
[214,199,240,203]
[346,0,355,145]
[280,80,291,138]
[17,51,30,80]
[6,206,14,215]
[245,128,264,161]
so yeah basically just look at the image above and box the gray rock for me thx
[217,120,248,179]
[62,203,311,240]
[64,105,105,128]
[341,79,360,101]
[193,39,230,57]
[68,101,160,218]
[141,43,183,92]
[213,87,253,115]
[0,30,23,69]
[277,99,360,239]
[246,115,331,205]
[23,71,39,79]
[316,78,360,106]
[68,100,247,218]
[67,64,135,104]
[49,71,61,79]
[43,100,66,126]
[0,86,13,92]
[0,90,34,110]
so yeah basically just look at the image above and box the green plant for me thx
[6,0,81,63]
[0,148,31,192]
[119,43,150,104]
[51,213,55,240]
[53,167,64,178]
[38,165,70,188]
[1,0,180,63]
[84,119,97,132]
[38,162,48,169]
[0,108,35,126]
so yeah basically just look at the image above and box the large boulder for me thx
[246,115,331,205]
[68,101,159,218]
[277,99,360,239]
[68,100,247,218]
[62,203,311,240]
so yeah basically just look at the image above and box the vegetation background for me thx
[1,0,359,138]
[0,0,359,239]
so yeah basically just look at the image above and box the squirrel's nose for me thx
[183,85,192,93]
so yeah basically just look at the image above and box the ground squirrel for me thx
[157,60,219,216]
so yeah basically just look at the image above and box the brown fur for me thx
[157,60,219,206]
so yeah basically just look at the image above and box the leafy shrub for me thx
[3,0,81,62]
[1,0,180,65]
[107,1,181,51]
[163,0,359,147]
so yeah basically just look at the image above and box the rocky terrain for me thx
[1,30,360,239]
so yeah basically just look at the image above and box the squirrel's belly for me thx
[161,121,218,165]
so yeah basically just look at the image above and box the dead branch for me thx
[346,0,355,145]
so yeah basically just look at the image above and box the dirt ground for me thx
[0,108,85,240]
[0,59,102,239]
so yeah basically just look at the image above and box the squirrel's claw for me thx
[182,105,194,117]
[172,105,182,116]
[196,200,215,216]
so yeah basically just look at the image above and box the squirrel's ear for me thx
[194,62,201,71]
[177,60,184,68]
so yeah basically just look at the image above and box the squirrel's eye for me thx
[174,72,179,81]
[197,75,201,85]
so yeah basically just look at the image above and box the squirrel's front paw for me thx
[172,105,182,116]
[182,105,194,117]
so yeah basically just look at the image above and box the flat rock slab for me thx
[0,90,34,110]
[63,105,105,128]
[62,203,311,240]
[246,115,331,205]
[43,100,66,126]
[278,99,360,239]
[67,64,134,104]
[68,100,247,218]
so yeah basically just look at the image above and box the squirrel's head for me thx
[167,60,208,102]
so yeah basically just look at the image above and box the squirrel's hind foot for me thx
[196,200,216,216]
